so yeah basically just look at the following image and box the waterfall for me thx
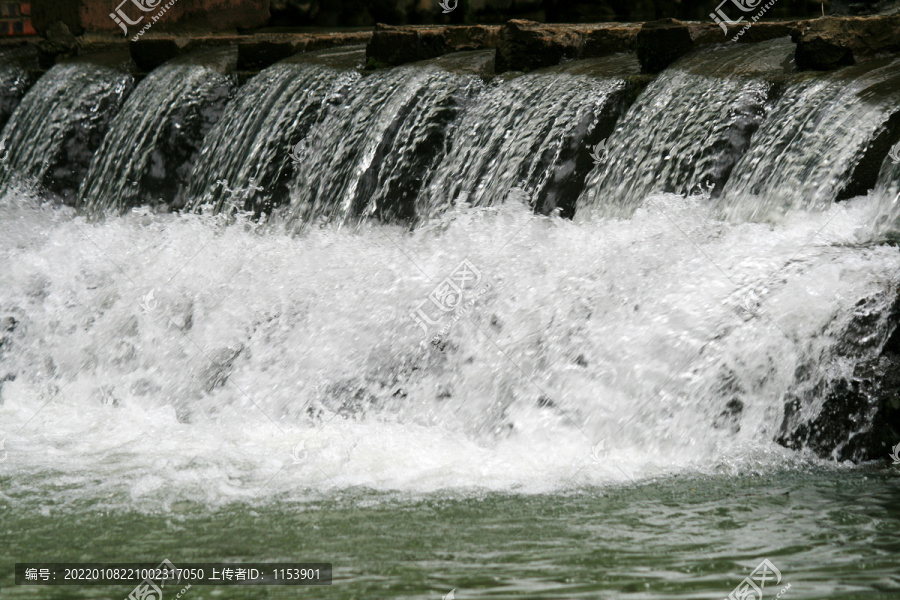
[284,61,481,226]
[77,49,237,214]
[183,53,361,216]
[3,42,900,502]
[0,60,134,205]
[576,40,793,219]
[719,57,900,221]
[865,147,900,242]
[419,55,640,221]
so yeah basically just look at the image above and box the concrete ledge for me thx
[21,15,900,75]
[792,15,900,70]
[365,23,500,67]
[495,20,639,72]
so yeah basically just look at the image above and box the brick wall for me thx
[0,2,36,35]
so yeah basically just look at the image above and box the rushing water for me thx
[577,40,791,218]
[1,192,897,499]
[78,49,237,214]
[0,59,134,205]
[287,63,479,225]
[420,55,639,220]
[720,57,900,221]
[184,55,358,215]
[2,41,900,600]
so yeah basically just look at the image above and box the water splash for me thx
[0,190,895,507]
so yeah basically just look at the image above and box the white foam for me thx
[0,192,896,509]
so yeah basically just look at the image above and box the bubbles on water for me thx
[0,193,897,509]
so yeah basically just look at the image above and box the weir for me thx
[183,51,362,216]
[420,54,641,221]
[5,10,900,597]
[720,57,900,221]
[285,55,482,226]
[0,31,899,482]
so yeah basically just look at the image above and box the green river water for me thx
[2,467,899,600]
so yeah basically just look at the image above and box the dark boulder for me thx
[635,18,694,73]
[494,19,583,72]
[778,292,900,462]
[794,15,900,70]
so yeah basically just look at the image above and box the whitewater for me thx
[1,188,896,512]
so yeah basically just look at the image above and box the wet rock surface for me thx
[366,23,499,67]
[494,19,637,73]
[794,15,900,70]
[778,293,900,462]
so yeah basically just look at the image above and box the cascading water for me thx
[0,57,134,205]
[720,57,900,221]
[576,39,792,218]
[77,49,238,214]
[183,50,362,215]
[3,38,900,598]
[1,193,897,503]
[285,57,482,225]
[869,152,900,241]
[1,43,898,497]
[418,55,640,220]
